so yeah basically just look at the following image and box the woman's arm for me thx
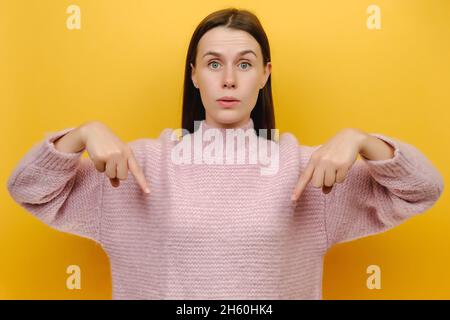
[359,132,395,161]
[323,133,444,249]
[53,123,87,153]
[6,127,104,243]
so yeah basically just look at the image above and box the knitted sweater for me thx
[6,118,444,299]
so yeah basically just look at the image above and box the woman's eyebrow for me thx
[202,50,257,59]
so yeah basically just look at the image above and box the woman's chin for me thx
[212,111,242,123]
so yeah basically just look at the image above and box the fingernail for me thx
[291,195,297,201]
[145,187,150,194]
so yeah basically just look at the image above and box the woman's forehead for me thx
[198,27,259,55]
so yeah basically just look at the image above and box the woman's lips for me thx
[217,100,240,108]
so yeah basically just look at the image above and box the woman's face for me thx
[191,26,271,129]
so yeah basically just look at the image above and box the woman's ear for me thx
[190,63,198,88]
[261,62,272,88]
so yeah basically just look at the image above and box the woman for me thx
[7,8,444,299]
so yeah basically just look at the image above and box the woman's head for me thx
[182,8,275,139]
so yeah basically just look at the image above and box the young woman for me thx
[7,8,444,299]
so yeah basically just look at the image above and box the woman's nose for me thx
[223,81,235,88]
[222,69,236,88]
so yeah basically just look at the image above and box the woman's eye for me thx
[239,62,251,69]
[208,61,252,70]
[209,61,220,69]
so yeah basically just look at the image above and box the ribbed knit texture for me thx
[7,118,444,299]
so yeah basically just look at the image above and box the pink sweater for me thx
[7,118,444,299]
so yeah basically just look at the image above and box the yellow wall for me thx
[1,0,448,299]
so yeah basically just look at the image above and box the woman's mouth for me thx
[217,99,240,108]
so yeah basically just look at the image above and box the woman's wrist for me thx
[359,132,395,161]
[53,122,94,153]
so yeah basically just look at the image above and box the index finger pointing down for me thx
[292,161,315,201]
[128,153,150,194]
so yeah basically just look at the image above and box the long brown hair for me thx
[181,7,276,140]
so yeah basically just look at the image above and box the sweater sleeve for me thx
[6,128,104,243]
[323,133,444,249]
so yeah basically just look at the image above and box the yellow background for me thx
[1,0,449,299]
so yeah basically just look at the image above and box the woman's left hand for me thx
[291,128,369,201]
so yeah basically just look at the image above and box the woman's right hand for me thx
[78,121,150,194]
